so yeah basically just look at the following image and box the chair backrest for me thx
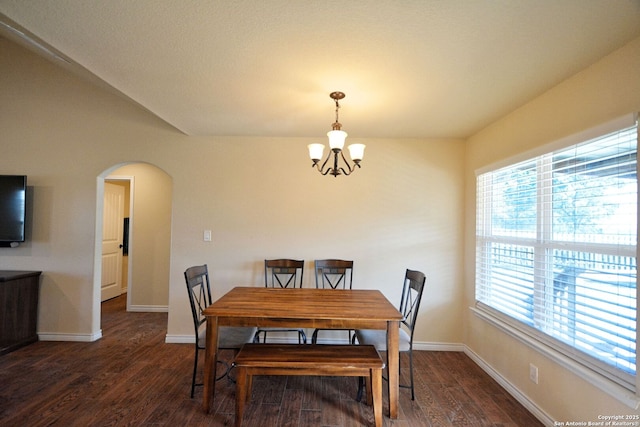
[399,269,426,339]
[264,259,304,289]
[184,265,212,336]
[314,259,354,290]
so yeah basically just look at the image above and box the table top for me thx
[203,287,402,323]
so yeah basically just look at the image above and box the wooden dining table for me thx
[202,286,404,419]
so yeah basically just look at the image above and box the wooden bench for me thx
[234,343,384,427]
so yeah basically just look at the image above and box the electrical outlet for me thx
[529,363,539,384]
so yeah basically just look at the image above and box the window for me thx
[476,117,638,392]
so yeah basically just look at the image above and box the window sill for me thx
[470,305,640,409]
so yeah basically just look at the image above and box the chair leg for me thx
[355,350,417,401]
[190,345,199,398]
[299,330,307,344]
[409,348,415,400]
[311,329,318,344]
[254,330,268,343]
[215,359,232,382]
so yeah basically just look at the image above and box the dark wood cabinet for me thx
[0,270,41,355]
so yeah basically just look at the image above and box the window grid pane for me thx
[547,251,636,374]
[476,242,535,324]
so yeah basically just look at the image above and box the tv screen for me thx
[0,175,27,243]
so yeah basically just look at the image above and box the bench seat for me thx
[234,343,384,427]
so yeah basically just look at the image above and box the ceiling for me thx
[1,1,640,140]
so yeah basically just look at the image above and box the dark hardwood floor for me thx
[0,294,543,426]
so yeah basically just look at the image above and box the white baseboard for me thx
[127,305,168,312]
[413,341,465,352]
[39,331,102,342]
[165,334,194,344]
[464,345,554,427]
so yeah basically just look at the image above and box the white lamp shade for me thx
[327,130,347,150]
[308,143,325,161]
[347,143,366,161]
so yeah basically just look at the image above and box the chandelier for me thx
[308,92,365,177]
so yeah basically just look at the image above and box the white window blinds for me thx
[476,119,638,390]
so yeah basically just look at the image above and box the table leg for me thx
[202,316,219,413]
[387,320,399,419]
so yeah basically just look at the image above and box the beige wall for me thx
[464,36,640,422]
[0,37,465,349]
[165,135,466,344]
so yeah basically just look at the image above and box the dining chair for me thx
[352,268,426,401]
[311,259,354,344]
[253,259,307,344]
[184,264,257,398]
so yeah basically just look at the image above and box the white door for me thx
[101,182,124,301]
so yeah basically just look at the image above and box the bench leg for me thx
[371,367,383,427]
[235,367,247,427]
[246,374,253,402]
[365,374,373,406]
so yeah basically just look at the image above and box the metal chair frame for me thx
[185,264,255,397]
[354,269,426,401]
[311,259,354,344]
[254,259,307,344]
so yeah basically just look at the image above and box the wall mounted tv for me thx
[0,175,27,247]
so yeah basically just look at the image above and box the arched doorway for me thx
[93,162,173,335]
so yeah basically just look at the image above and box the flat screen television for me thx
[0,175,27,245]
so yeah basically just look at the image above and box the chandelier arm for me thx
[314,150,333,174]
[312,161,334,176]
[340,150,355,173]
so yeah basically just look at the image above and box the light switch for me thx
[203,230,212,242]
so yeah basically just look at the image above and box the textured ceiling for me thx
[1,0,640,139]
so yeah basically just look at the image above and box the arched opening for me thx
[93,162,173,337]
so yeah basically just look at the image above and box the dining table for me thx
[202,286,404,419]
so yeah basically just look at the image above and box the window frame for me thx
[473,113,639,407]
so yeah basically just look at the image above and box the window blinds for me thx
[476,121,638,389]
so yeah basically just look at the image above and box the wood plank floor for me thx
[0,294,543,426]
